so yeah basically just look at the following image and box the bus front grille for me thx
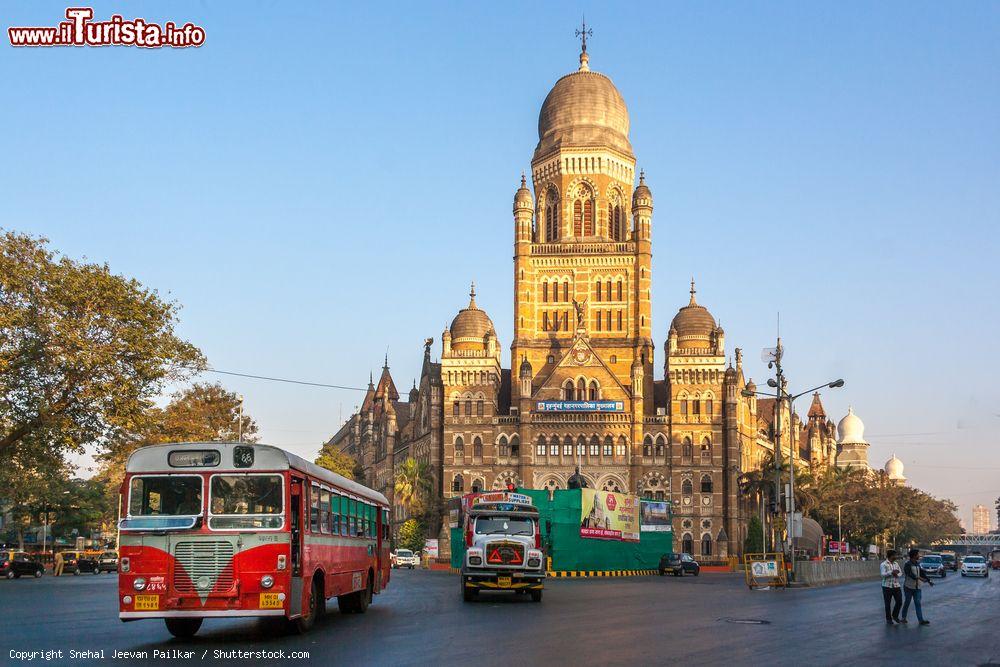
[172,541,235,593]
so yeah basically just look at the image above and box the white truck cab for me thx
[460,492,544,602]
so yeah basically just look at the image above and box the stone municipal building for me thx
[327,44,870,561]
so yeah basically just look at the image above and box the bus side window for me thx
[330,493,340,535]
[310,486,319,533]
[349,499,357,537]
[320,490,330,534]
[340,497,348,537]
[383,509,389,539]
[365,504,373,538]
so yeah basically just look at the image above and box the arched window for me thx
[452,474,464,493]
[701,534,713,557]
[596,310,603,331]
[545,189,560,242]
[473,437,483,460]
[583,198,594,235]
[536,436,546,457]
[680,398,688,417]
[655,435,665,457]
[542,281,549,303]
[700,474,713,494]
[510,436,519,458]
[577,436,586,457]
[595,279,602,302]
[563,380,575,401]
[643,435,653,457]
[682,479,693,495]
[682,534,694,555]
[563,436,573,456]
[588,380,599,401]
[573,199,583,236]
[498,435,509,457]
[655,490,665,501]
[693,398,701,416]
[563,281,570,302]
[616,435,627,457]
[609,203,624,241]
[471,478,483,493]
[683,437,693,459]
[706,398,714,415]
[589,435,600,457]
[577,378,586,400]
[603,435,613,457]
[606,279,612,301]
[454,436,465,458]
[616,280,623,301]
[701,437,712,460]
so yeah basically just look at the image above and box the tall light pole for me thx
[237,394,245,443]
[838,500,860,544]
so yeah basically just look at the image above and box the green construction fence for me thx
[450,488,673,572]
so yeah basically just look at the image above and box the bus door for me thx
[289,477,304,615]
[375,507,384,590]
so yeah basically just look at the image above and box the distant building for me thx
[836,407,871,472]
[883,454,906,485]
[972,504,991,534]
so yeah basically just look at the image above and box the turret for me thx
[513,173,534,244]
[631,170,653,241]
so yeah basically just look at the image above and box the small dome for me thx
[449,283,495,350]
[670,280,717,348]
[514,174,533,210]
[519,355,533,378]
[884,454,905,480]
[534,51,632,161]
[838,407,867,444]
[632,170,653,208]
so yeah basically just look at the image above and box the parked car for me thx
[961,555,989,578]
[1,551,46,579]
[658,553,700,577]
[919,554,946,578]
[96,551,119,573]
[940,553,958,572]
[391,549,419,569]
[59,551,98,575]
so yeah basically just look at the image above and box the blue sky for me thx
[3,1,998,528]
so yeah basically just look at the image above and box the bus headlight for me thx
[122,595,133,605]
[261,575,274,589]
[469,556,482,566]
[133,577,146,591]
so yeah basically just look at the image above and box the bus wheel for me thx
[530,589,543,602]
[295,578,322,633]
[165,618,202,638]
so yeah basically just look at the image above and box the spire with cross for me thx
[576,17,592,71]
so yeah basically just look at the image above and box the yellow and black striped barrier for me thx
[546,569,658,578]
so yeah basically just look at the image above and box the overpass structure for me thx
[931,534,1000,551]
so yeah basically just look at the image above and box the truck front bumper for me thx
[462,569,545,590]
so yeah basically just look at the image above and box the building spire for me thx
[576,16,592,71]
[469,280,477,308]
[689,277,697,305]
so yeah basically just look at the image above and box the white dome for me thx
[884,454,905,480]
[837,407,867,444]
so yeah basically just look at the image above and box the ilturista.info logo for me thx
[8,7,205,48]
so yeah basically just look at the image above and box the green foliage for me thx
[394,458,432,514]
[314,445,357,480]
[397,518,426,553]
[0,231,205,460]
[744,515,765,554]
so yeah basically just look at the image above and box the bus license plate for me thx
[259,593,283,609]
[497,576,512,588]
[134,595,159,611]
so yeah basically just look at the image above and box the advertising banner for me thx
[423,539,439,558]
[580,489,639,541]
[536,400,624,413]
[640,500,672,532]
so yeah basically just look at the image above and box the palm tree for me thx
[394,458,431,515]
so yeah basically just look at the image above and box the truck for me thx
[460,492,545,602]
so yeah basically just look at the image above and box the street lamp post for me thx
[237,394,245,443]
[837,500,860,544]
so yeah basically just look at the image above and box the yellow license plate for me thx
[259,593,283,609]
[134,595,159,611]
[497,576,512,588]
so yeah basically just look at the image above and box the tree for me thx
[397,518,425,553]
[744,515,765,555]
[394,458,432,515]
[315,444,357,480]
[0,231,204,461]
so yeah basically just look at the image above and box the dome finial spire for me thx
[575,16,592,71]
[520,172,526,188]
[469,281,477,308]
[689,277,697,304]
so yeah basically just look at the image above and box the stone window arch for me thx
[682,479,693,496]
[509,435,519,458]
[577,377,586,400]
[682,533,694,555]
[563,380,575,400]
[603,435,613,457]
[471,478,484,494]
[700,474,713,494]
[498,435,509,457]
[572,183,595,236]
[701,533,713,557]
[616,435,628,457]
[452,474,464,493]
[544,187,560,242]
[643,435,653,457]
[576,435,586,457]
[682,437,693,459]
[536,435,546,457]
[588,380,600,401]
[454,436,465,459]
[589,435,600,457]
[655,434,666,457]
[473,436,483,461]
[701,437,712,461]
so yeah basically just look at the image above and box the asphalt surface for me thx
[1,567,997,666]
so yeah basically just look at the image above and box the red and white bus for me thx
[117,442,391,637]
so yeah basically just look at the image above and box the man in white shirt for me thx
[880,550,903,624]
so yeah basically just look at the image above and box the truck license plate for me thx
[497,575,512,588]
[259,593,282,609]
[134,595,159,611]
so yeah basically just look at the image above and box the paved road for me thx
[1,568,997,666]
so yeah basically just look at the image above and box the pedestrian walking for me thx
[880,550,903,624]
[900,549,933,625]
[53,551,64,577]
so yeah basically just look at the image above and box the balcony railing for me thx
[533,241,635,255]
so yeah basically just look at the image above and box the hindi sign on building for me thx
[640,500,672,532]
[580,489,639,541]
[536,400,624,413]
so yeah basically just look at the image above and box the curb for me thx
[546,569,658,578]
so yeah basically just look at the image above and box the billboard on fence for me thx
[579,489,639,541]
[640,500,672,532]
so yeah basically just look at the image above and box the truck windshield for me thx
[475,516,534,536]
[209,475,284,529]
[396,550,412,557]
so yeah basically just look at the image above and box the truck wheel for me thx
[530,589,542,602]
[462,581,478,602]
[165,618,202,638]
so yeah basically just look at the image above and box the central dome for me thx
[534,52,632,161]
[449,284,495,350]
[670,281,718,348]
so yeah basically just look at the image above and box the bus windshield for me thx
[209,475,284,529]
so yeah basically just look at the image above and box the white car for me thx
[392,549,419,569]
[961,555,989,578]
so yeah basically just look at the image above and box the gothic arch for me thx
[492,470,521,489]
[597,474,627,493]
